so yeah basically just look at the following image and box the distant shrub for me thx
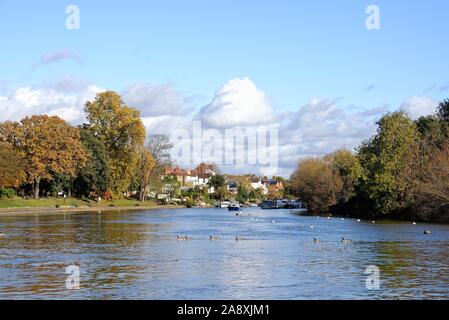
[0,188,16,199]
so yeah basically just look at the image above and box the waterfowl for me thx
[424,230,431,235]
[341,237,352,243]
[309,225,315,229]
[209,235,220,241]
[235,236,247,241]
[177,236,192,241]
[313,238,320,243]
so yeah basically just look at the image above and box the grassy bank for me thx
[0,196,157,210]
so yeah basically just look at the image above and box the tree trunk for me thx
[33,178,40,199]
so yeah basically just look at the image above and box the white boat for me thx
[220,200,231,208]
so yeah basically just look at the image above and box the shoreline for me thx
[0,204,183,216]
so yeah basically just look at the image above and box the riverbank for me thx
[0,197,183,216]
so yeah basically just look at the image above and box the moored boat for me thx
[227,202,242,211]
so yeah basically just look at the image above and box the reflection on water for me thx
[1,208,449,299]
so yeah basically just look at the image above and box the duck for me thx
[341,237,352,243]
[235,236,247,241]
[209,235,220,241]
[0,233,4,237]
[313,238,320,243]
[177,236,192,241]
[424,230,431,235]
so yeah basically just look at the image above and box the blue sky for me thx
[1,0,448,175]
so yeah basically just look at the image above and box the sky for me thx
[1,0,449,177]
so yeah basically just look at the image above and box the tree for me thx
[73,126,110,198]
[145,135,173,195]
[208,174,226,191]
[437,99,449,122]
[290,157,343,214]
[236,185,249,204]
[84,91,146,196]
[136,148,155,202]
[0,142,26,189]
[358,112,419,215]
[0,116,86,198]
[325,148,362,202]
[410,142,449,222]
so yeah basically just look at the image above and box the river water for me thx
[1,207,449,300]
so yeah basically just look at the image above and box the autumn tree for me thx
[0,116,86,198]
[290,157,343,214]
[358,112,419,215]
[84,91,146,196]
[0,142,26,189]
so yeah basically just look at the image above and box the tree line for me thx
[290,99,449,223]
[0,91,172,201]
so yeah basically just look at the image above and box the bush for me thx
[0,188,16,199]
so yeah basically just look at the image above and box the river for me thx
[1,207,449,299]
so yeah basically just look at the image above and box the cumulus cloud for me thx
[197,77,276,128]
[278,99,386,172]
[35,49,85,67]
[0,79,103,124]
[122,83,194,117]
[400,96,439,119]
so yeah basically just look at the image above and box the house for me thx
[250,176,269,195]
[227,180,238,194]
[162,163,217,194]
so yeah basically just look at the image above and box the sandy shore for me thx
[0,204,182,216]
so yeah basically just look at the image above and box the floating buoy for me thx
[357,219,361,222]
[341,218,345,221]
[310,225,314,229]
[412,222,417,225]
[371,221,376,224]
[424,230,431,235]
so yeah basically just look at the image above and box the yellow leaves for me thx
[85,91,146,195]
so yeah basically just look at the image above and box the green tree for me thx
[208,174,226,191]
[236,185,249,204]
[358,112,419,215]
[84,91,146,196]
[326,148,362,202]
[73,127,110,198]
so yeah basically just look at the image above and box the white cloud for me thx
[122,83,194,117]
[197,77,275,128]
[278,99,385,172]
[0,81,103,124]
[400,96,439,119]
